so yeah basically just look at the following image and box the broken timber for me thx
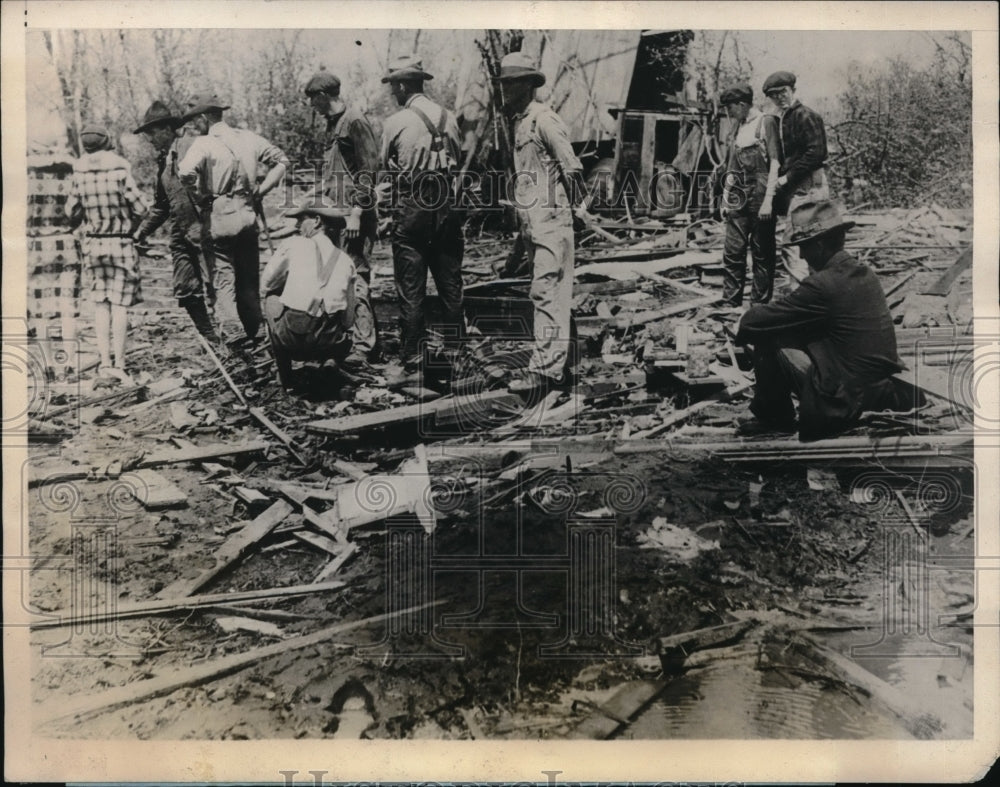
[30,580,347,630]
[156,499,294,599]
[567,680,669,739]
[657,619,758,671]
[37,601,442,726]
[616,431,973,466]
[194,331,308,465]
[28,440,270,488]
[129,468,187,509]
[306,390,520,436]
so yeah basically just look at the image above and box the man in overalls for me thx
[133,100,218,341]
[719,85,781,306]
[763,71,829,215]
[495,52,591,395]
[379,55,465,387]
[304,68,380,366]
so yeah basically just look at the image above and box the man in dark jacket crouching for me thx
[736,199,918,441]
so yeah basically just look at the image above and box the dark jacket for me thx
[778,101,827,193]
[737,250,904,438]
[135,137,200,243]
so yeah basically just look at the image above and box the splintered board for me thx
[129,469,188,509]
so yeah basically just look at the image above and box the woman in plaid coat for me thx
[66,125,148,383]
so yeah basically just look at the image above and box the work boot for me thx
[180,296,220,343]
[385,364,422,389]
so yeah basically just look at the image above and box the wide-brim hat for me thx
[782,199,856,246]
[284,201,349,226]
[381,55,434,83]
[181,91,230,122]
[493,52,546,87]
[134,100,182,134]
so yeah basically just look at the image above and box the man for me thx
[65,124,148,383]
[178,90,289,346]
[719,85,780,306]
[736,200,909,442]
[132,100,217,341]
[261,202,356,389]
[494,52,591,394]
[380,55,465,386]
[762,71,829,215]
[304,67,380,365]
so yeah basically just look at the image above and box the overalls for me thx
[512,103,578,380]
[722,114,777,306]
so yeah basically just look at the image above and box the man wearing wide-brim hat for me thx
[762,70,829,215]
[260,199,357,389]
[133,100,218,343]
[304,66,381,367]
[735,199,919,441]
[178,89,289,347]
[493,51,591,397]
[379,54,465,387]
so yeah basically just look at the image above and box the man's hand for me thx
[344,207,362,240]
[376,216,393,238]
[758,197,773,221]
[375,182,392,206]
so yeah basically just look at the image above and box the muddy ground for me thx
[27,222,975,741]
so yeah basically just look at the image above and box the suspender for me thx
[407,104,451,170]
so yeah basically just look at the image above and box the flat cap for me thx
[719,85,753,106]
[763,71,796,94]
[304,68,341,95]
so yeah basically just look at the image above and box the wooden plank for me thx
[40,384,146,421]
[306,390,518,435]
[630,378,753,439]
[129,468,187,509]
[607,294,718,331]
[657,619,757,670]
[156,499,294,599]
[28,440,270,488]
[921,246,972,296]
[568,680,668,739]
[37,601,441,726]
[789,632,946,739]
[293,529,343,557]
[313,543,359,583]
[30,580,347,630]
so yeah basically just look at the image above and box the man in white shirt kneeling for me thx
[261,203,357,389]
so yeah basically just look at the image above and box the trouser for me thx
[722,209,777,306]
[391,200,465,369]
[171,224,217,339]
[750,341,899,441]
[264,295,350,360]
[211,226,262,341]
[524,218,574,380]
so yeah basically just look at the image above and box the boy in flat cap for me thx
[736,200,911,441]
[719,84,780,306]
[304,67,380,366]
[133,100,218,342]
[380,55,465,386]
[178,90,289,347]
[494,51,592,395]
[762,71,829,215]
[65,124,148,383]
[261,201,357,389]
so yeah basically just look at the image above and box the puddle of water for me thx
[623,646,911,739]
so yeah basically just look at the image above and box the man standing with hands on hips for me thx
[495,51,593,396]
[178,90,289,348]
